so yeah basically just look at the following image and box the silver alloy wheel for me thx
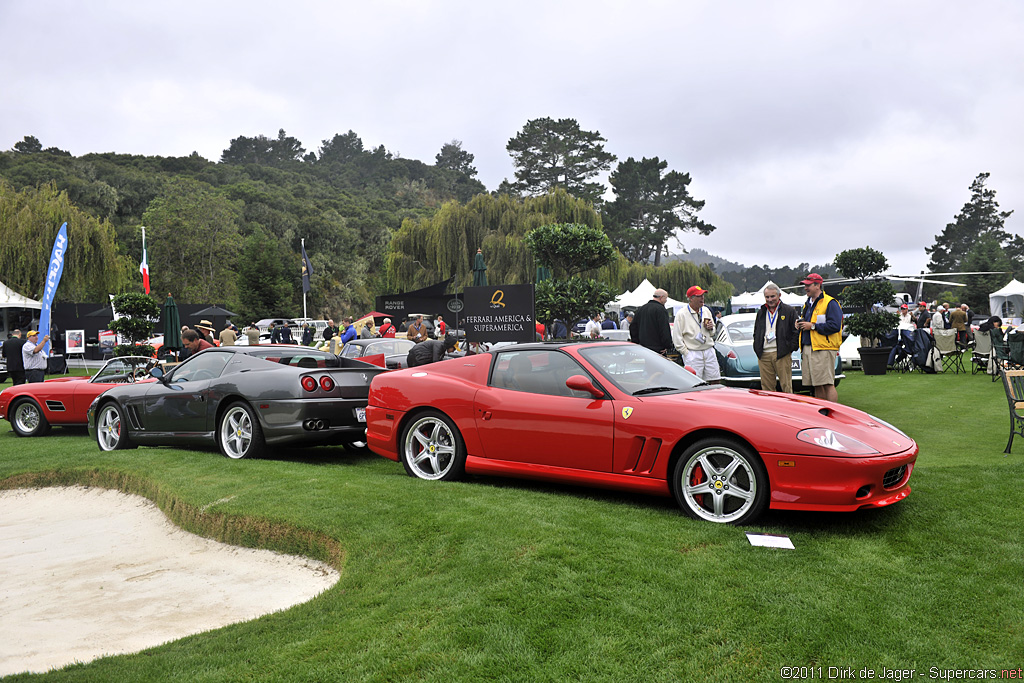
[403,415,457,480]
[13,401,42,436]
[680,444,759,523]
[220,405,254,459]
[96,404,123,451]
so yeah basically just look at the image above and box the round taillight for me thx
[301,376,317,392]
[319,376,335,391]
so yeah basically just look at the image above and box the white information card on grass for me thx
[746,533,795,549]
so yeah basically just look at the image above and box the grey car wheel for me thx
[671,438,769,525]
[11,399,49,437]
[96,402,133,451]
[218,402,265,459]
[400,410,466,481]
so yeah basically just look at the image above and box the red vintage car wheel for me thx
[11,399,50,438]
[672,438,769,524]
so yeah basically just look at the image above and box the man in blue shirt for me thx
[339,317,358,345]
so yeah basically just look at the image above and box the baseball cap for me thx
[686,286,708,297]
[800,273,824,285]
[26,329,39,337]
[900,304,908,309]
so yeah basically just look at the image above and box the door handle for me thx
[481,410,491,420]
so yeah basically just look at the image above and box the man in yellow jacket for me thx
[795,273,843,402]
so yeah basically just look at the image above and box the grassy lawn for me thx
[1,363,1022,681]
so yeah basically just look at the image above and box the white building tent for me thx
[1,279,42,337]
[729,281,805,311]
[612,278,687,313]
[989,278,1024,321]
[0,280,42,309]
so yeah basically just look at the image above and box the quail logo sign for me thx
[463,284,535,343]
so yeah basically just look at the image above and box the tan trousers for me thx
[758,353,793,393]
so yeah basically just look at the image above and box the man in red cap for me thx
[914,301,931,330]
[673,285,720,383]
[897,303,915,331]
[795,273,843,402]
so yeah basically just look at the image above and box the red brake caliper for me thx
[691,464,706,509]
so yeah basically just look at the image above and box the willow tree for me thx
[384,188,602,292]
[0,180,131,300]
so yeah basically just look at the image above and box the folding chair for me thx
[999,369,1024,453]
[971,329,992,374]
[991,328,1016,381]
[888,330,916,373]
[933,329,965,374]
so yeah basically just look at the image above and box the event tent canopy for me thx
[989,278,1024,319]
[0,280,42,309]
[613,279,686,312]
[729,281,805,310]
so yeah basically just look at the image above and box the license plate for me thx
[355,407,366,422]
[791,359,801,371]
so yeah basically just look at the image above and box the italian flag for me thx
[139,226,150,294]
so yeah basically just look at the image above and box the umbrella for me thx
[162,294,182,351]
[192,305,238,317]
[472,248,488,287]
[536,265,552,283]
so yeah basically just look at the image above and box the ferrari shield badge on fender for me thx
[621,406,633,419]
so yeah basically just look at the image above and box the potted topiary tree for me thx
[834,247,900,375]
[108,292,160,358]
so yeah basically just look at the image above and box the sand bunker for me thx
[0,486,339,676]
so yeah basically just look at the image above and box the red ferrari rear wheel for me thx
[671,438,769,525]
[400,410,466,481]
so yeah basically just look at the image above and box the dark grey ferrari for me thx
[87,346,386,458]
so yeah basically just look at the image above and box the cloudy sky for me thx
[3,0,1022,276]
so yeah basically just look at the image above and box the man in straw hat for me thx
[195,320,216,344]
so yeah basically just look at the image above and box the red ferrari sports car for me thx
[366,341,918,524]
[0,356,158,437]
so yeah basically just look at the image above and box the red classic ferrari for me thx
[366,341,918,524]
[0,356,158,437]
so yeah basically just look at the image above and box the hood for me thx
[640,386,913,457]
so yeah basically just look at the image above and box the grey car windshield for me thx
[578,344,705,395]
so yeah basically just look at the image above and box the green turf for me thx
[1,364,1022,682]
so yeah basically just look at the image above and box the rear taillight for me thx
[301,376,317,392]
[319,376,335,391]
[727,350,738,359]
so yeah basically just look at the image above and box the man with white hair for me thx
[673,286,720,384]
[753,283,798,392]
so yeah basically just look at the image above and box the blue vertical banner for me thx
[38,222,69,354]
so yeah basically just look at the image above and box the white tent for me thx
[1,280,42,337]
[729,281,805,311]
[989,278,1024,321]
[0,280,42,309]
[613,278,686,312]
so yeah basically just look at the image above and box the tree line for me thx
[1,126,1017,320]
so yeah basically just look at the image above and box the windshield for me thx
[578,344,705,395]
[725,320,755,343]
[91,356,157,384]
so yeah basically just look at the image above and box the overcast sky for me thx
[3,0,1022,277]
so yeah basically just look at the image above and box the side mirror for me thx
[149,367,166,382]
[565,374,604,399]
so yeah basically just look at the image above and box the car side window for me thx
[341,345,360,358]
[170,352,231,383]
[490,350,593,398]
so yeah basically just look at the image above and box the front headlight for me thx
[796,428,879,455]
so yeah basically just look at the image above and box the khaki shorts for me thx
[803,346,837,387]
